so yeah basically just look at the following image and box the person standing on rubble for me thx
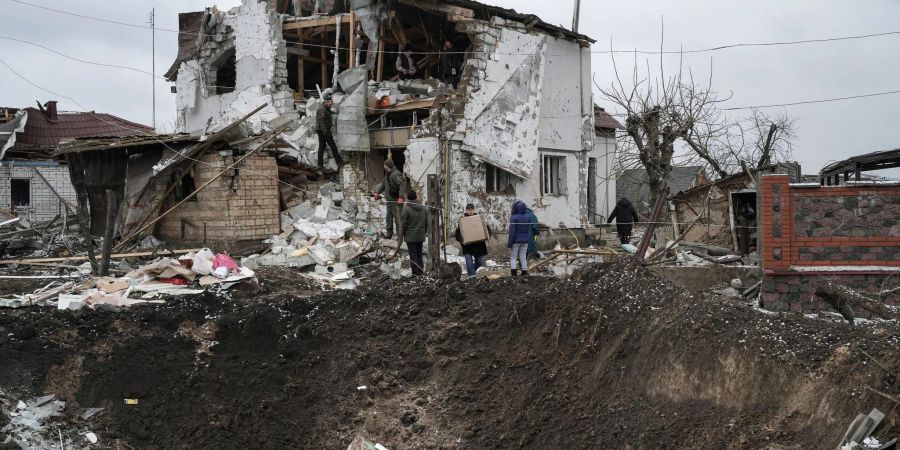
[607,197,640,245]
[455,203,491,280]
[373,159,407,239]
[508,200,532,276]
[316,96,345,170]
[439,39,462,89]
[524,205,542,259]
[396,44,417,80]
[400,191,428,276]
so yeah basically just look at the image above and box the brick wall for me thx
[759,174,900,313]
[0,162,77,223]
[156,153,280,245]
[759,175,900,269]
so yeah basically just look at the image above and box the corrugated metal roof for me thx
[12,107,154,152]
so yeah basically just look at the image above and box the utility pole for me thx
[149,8,156,130]
[571,0,581,32]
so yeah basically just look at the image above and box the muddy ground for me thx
[1,259,899,449]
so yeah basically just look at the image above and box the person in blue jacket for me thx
[524,206,541,258]
[508,200,532,276]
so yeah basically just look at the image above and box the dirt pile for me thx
[2,258,899,449]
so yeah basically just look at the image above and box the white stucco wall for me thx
[538,38,591,152]
[176,0,295,135]
[590,133,618,221]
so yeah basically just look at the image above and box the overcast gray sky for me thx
[1,0,899,175]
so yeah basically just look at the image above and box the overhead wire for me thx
[9,0,900,56]
[6,2,900,118]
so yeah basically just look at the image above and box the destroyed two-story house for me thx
[166,0,618,234]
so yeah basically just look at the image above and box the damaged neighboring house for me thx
[617,166,705,216]
[670,162,800,255]
[0,101,153,224]
[166,0,617,234]
[55,124,282,248]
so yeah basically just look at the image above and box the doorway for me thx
[732,191,757,255]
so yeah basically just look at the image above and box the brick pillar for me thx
[759,175,791,271]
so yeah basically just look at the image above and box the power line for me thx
[10,0,900,57]
[721,90,900,111]
[3,32,900,122]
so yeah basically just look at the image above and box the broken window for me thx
[214,48,237,95]
[542,155,567,196]
[485,164,512,194]
[10,179,29,207]
[172,169,198,203]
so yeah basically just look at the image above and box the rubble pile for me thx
[0,249,255,310]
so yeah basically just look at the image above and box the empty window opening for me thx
[172,169,198,203]
[542,155,567,196]
[486,164,512,194]
[10,179,30,207]
[214,48,237,95]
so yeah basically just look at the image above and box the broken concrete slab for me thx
[287,201,315,220]
[312,198,333,223]
[318,182,339,198]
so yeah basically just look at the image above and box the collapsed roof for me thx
[820,147,900,181]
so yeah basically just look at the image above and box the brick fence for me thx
[759,175,900,314]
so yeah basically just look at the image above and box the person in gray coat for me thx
[400,191,428,276]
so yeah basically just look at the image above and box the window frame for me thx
[541,154,567,196]
[10,178,30,208]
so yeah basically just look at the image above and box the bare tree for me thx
[596,45,725,209]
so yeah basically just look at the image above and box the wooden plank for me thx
[349,12,356,68]
[298,42,305,96]
[0,248,205,264]
[376,23,385,82]
[320,46,329,88]
[283,15,353,30]
[395,0,474,19]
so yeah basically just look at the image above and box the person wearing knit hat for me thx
[372,159,407,239]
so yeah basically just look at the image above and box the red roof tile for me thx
[13,107,154,151]
[594,106,624,130]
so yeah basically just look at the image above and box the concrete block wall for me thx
[761,273,899,317]
[0,163,76,223]
[758,174,900,314]
[157,153,280,245]
[759,175,900,270]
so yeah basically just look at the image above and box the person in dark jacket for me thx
[439,40,462,88]
[508,200,532,276]
[373,159,407,239]
[524,206,541,258]
[455,203,491,280]
[607,197,640,245]
[315,97,344,169]
[395,45,417,80]
[400,191,428,276]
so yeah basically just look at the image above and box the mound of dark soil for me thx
[2,258,899,449]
